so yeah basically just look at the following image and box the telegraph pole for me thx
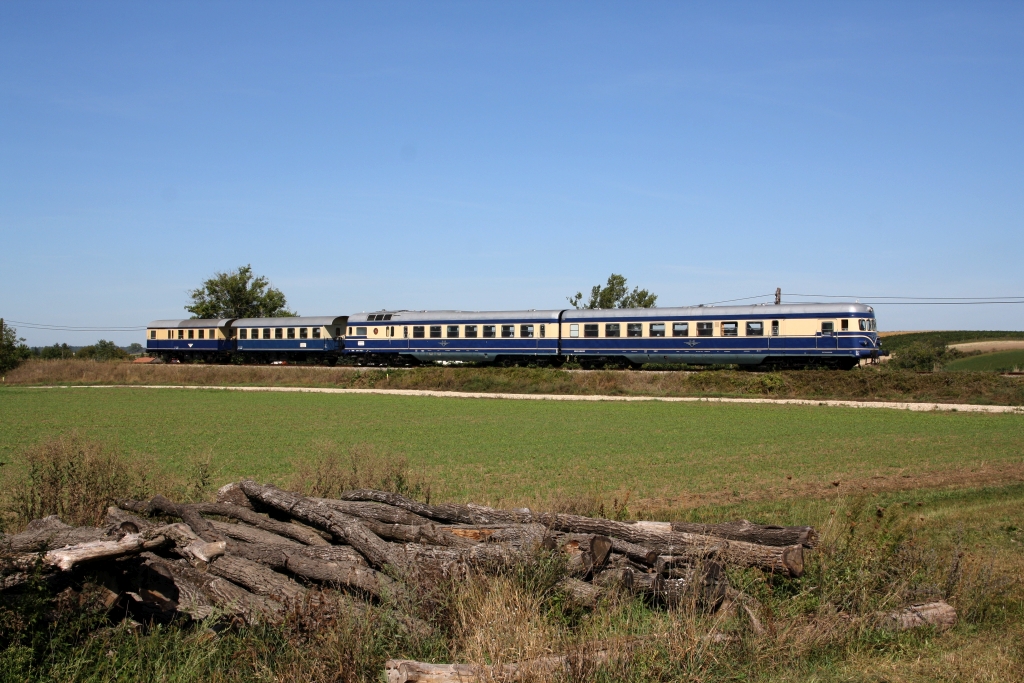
[775,288,781,305]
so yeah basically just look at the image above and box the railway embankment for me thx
[5,359,1024,406]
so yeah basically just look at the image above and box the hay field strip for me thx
[2,387,1022,510]
[27,383,1024,414]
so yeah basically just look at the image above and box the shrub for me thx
[3,433,152,531]
[291,441,431,501]
[75,340,129,361]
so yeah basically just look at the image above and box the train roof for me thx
[147,319,235,328]
[348,310,562,323]
[563,302,875,320]
[232,316,348,327]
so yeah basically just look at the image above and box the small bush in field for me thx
[4,433,152,530]
[292,441,431,501]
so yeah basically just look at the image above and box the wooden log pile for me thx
[0,480,954,652]
[0,481,815,626]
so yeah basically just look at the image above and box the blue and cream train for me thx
[146,303,881,369]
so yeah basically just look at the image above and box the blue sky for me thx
[2,2,1022,346]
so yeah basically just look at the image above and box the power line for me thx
[5,320,146,331]
[788,293,1024,300]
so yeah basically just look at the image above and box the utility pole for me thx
[775,288,781,305]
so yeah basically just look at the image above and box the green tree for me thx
[76,340,129,361]
[186,265,296,319]
[568,274,658,309]
[39,343,74,360]
[0,321,32,372]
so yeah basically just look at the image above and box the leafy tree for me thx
[186,265,296,319]
[127,343,144,354]
[38,343,74,360]
[76,340,129,361]
[568,273,658,309]
[0,322,32,372]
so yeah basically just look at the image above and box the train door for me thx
[817,321,838,350]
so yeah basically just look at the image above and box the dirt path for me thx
[30,384,1024,414]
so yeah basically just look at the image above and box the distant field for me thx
[881,330,1024,354]
[946,349,1024,373]
[2,387,1022,512]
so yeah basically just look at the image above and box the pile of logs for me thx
[1,481,819,628]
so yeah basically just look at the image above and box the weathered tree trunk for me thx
[121,495,224,544]
[225,539,402,600]
[2,516,110,553]
[8,525,192,572]
[238,481,408,572]
[193,502,330,546]
[339,489,530,525]
[104,507,156,534]
[882,601,957,631]
[207,554,307,604]
[140,552,279,623]
[558,577,604,608]
[311,498,433,526]
[385,648,616,683]
[670,520,818,548]
[533,512,803,577]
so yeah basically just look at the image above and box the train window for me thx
[539,324,545,338]
[697,322,713,337]
[413,326,424,338]
[627,323,642,338]
[858,319,866,331]
[771,320,779,336]
[584,324,599,338]
[167,330,172,339]
[672,322,689,337]
[520,324,534,338]
[501,325,515,338]
[465,325,478,338]
[841,319,849,331]
[384,314,392,321]
[200,330,206,339]
[348,327,352,335]
[239,329,247,340]
[273,328,281,339]
[150,330,156,339]
[871,319,876,331]
[605,323,620,337]
[287,328,295,339]
[299,328,308,339]
[353,327,365,336]
[262,328,270,339]
[570,324,579,338]
[403,326,408,338]
[447,325,460,338]
[483,325,496,338]
[312,328,320,339]
[722,322,738,337]
[649,323,665,337]
[187,330,194,339]
[178,330,184,339]
[430,326,442,338]
[821,322,834,334]
[747,322,764,336]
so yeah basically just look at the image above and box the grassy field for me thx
[947,349,1024,373]
[2,386,1023,681]
[880,330,1024,355]
[2,386,1023,513]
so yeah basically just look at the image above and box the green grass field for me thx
[880,330,1024,354]
[946,349,1024,372]
[3,387,1022,511]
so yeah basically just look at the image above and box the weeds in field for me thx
[291,440,431,502]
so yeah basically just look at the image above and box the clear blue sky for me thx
[2,2,1022,346]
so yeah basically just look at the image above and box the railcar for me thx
[146,319,235,362]
[345,310,561,365]
[233,316,347,364]
[340,303,880,369]
[145,316,347,364]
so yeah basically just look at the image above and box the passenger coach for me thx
[234,316,347,364]
[345,310,561,364]
[146,319,235,362]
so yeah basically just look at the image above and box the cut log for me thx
[623,562,728,608]
[558,577,604,608]
[6,524,199,572]
[385,648,615,683]
[104,507,156,534]
[312,498,433,526]
[670,520,818,548]
[207,519,304,548]
[225,539,403,601]
[216,482,254,509]
[207,554,307,604]
[533,512,803,577]
[238,481,408,572]
[140,552,279,623]
[550,534,613,576]
[121,496,224,543]
[2,516,109,553]
[608,538,659,566]
[193,502,330,546]
[338,490,530,525]
[883,601,957,631]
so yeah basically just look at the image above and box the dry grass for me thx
[7,359,1024,405]
[290,440,432,501]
